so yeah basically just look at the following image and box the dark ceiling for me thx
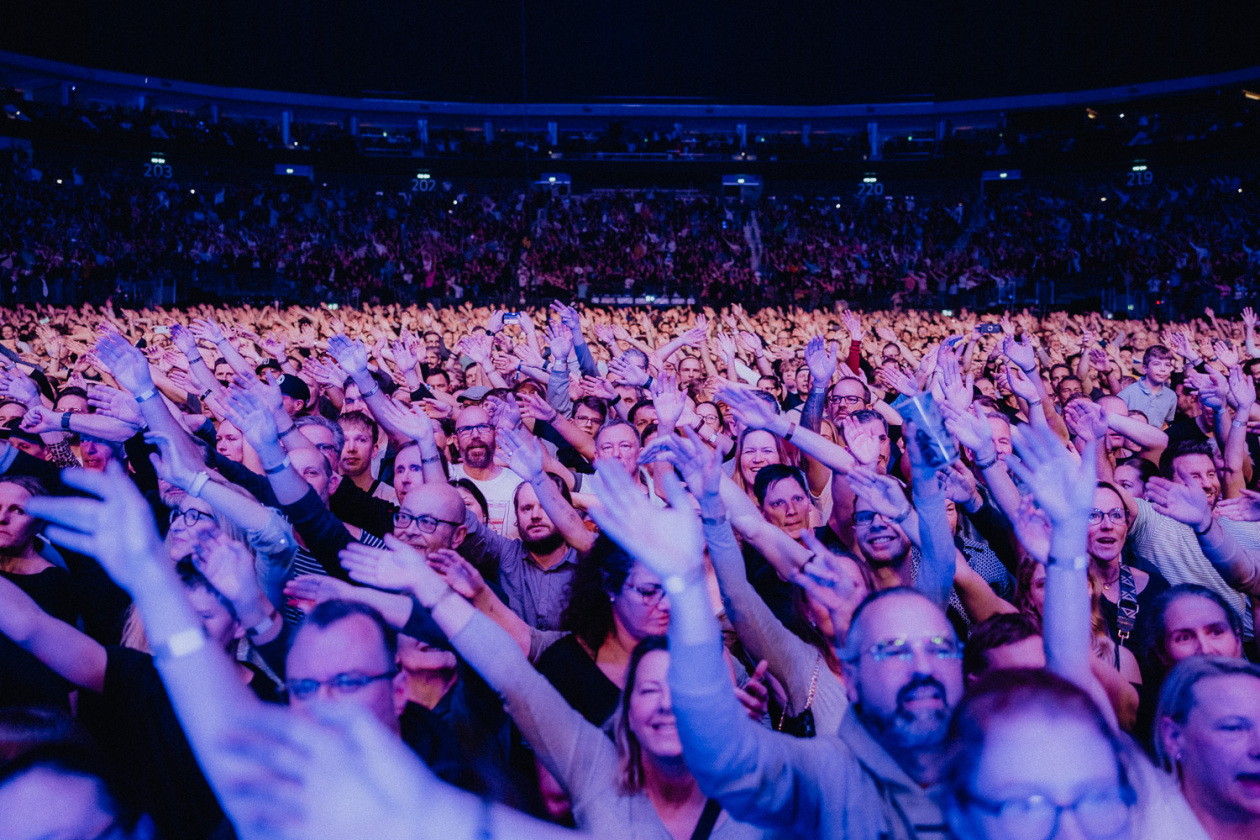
[4,1,1259,105]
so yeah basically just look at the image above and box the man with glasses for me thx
[282,599,470,788]
[448,405,523,537]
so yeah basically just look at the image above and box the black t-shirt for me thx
[0,566,77,709]
[400,701,483,792]
[534,634,620,728]
[79,647,279,840]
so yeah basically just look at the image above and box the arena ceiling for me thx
[4,0,1260,105]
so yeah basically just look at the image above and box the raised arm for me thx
[1146,477,1260,596]
[496,426,596,554]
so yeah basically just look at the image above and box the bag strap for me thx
[689,799,723,840]
[1114,564,1139,670]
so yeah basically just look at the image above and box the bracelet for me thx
[1028,398,1042,407]
[662,567,706,595]
[892,505,913,523]
[189,355,206,367]
[200,388,213,401]
[357,381,380,400]
[134,387,159,403]
[1047,555,1089,571]
[784,421,798,442]
[263,455,292,475]
[643,375,654,391]
[974,452,999,470]
[278,424,301,439]
[187,471,211,498]
[1232,418,1249,430]
[1193,518,1214,537]
[60,412,72,432]
[214,337,230,346]
[152,627,207,661]
[246,612,277,638]
[421,453,442,464]
[700,512,729,527]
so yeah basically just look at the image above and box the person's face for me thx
[213,362,234,387]
[627,650,682,759]
[392,446,425,505]
[457,487,487,525]
[342,384,367,415]
[397,633,458,677]
[1087,487,1128,564]
[10,435,44,459]
[291,447,337,505]
[1025,562,1047,616]
[760,477,811,538]
[0,769,130,840]
[633,405,658,435]
[0,483,38,554]
[339,423,376,479]
[1057,379,1084,404]
[216,420,244,463]
[757,377,781,398]
[455,406,496,469]
[573,404,603,436]
[280,394,305,417]
[298,424,341,473]
[828,380,868,421]
[986,416,1013,458]
[1049,367,1070,391]
[843,593,963,753]
[975,378,997,400]
[54,394,88,414]
[1172,454,1221,508]
[1176,384,1199,415]
[393,486,466,552]
[186,584,242,652]
[0,325,13,340]
[1161,675,1260,825]
[0,403,26,425]
[954,710,1133,840]
[1113,464,1146,499]
[739,430,780,486]
[678,357,703,386]
[79,440,114,472]
[853,497,911,566]
[1146,356,1173,385]
[794,367,812,394]
[695,404,720,431]
[1161,595,1243,665]
[596,425,641,476]
[613,564,671,640]
[285,615,405,731]
[514,483,559,546]
[166,497,220,560]
[426,373,449,394]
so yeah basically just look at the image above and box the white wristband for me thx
[188,471,211,498]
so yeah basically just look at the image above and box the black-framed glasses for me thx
[314,442,338,453]
[170,508,215,527]
[393,511,463,533]
[958,784,1135,840]
[827,394,865,405]
[1087,509,1126,525]
[455,423,495,437]
[285,668,399,700]
[624,582,666,606]
[854,635,962,664]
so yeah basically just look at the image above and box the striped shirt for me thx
[1129,499,1255,638]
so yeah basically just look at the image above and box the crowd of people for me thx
[4,151,1259,314]
[0,295,1257,840]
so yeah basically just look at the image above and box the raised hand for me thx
[937,346,973,411]
[1087,347,1112,372]
[645,427,722,499]
[715,332,738,364]
[426,548,487,602]
[188,317,227,344]
[1011,495,1051,564]
[650,371,687,431]
[586,462,705,580]
[327,335,370,377]
[841,415,881,468]
[1006,422,1096,529]
[0,366,41,407]
[234,369,285,419]
[193,532,261,607]
[484,394,523,432]
[170,323,200,358]
[940,402,996,459]
[1004,364,1040,405]
[87,384,143,426]
[224,387,281,452]
[94,332,155,395]
[340,535,446,604]
[607,355,649,387]
[941,461,980,506]
[791,530,870,645]
[715,384,779,431]
[389,338,418,374]
[512,341,545,369]
[875,364,917,397]
[841,309,864,343]
[803,336,838,390]
[146,430,209,491]
[1226,365,1256,412]
[1243,307,1257,331]
[542,322,572,363]
[495,425,545,481]
[550,301,583,334]
[515,390,559,424]
[592,323,617,347]
[1146,477,1213,532]
[847,468,912,521]
[26,463,165,594]
[1217,488,1260,522]
[1062,398,1108,444]
[18,406,61,435]
[1214,340,1240,369]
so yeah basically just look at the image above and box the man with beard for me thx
[448,405,524,537]
[455,427,595,630]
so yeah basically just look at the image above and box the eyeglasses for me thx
[393,511,463,533]
[285,668,399,700]
[624,582,666,606]
[827,394,865,405]
[455,423,495,437]
[853,635,962,664]
[1087,509,1126,525]
[170,508,215,527]
[959,785,1135,840]
[854,510,901,528]
[314,442,338,453]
